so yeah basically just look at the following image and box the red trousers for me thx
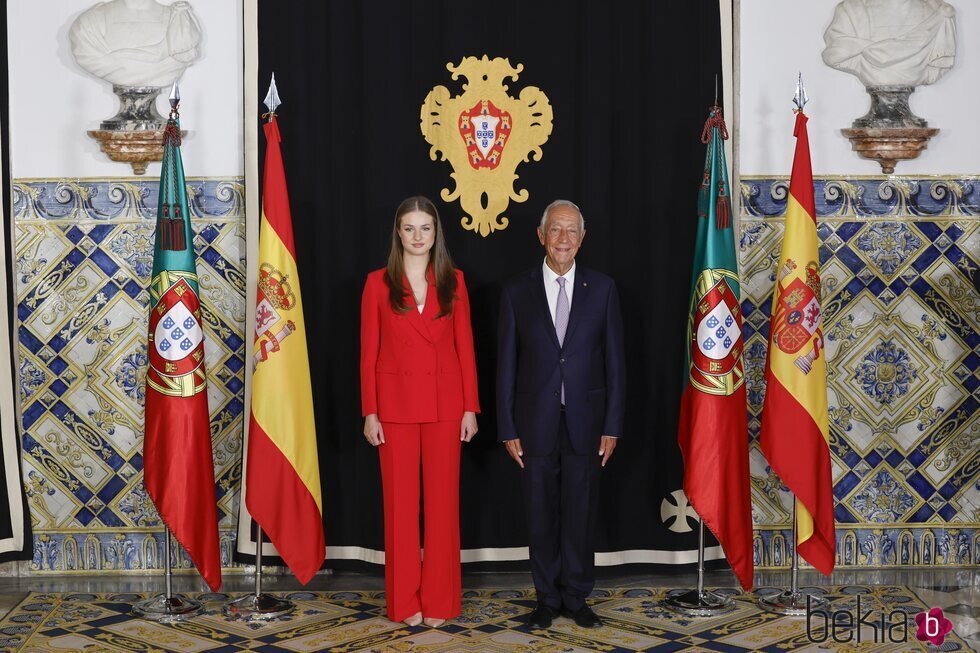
[379,420,461,621]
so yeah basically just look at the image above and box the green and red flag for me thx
[143,86,221,591]
[760,103,835,575]
[244,97,324,583]
[676,105,754,591]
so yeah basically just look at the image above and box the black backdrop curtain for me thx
[248,0,724,570]
[0,0,33,562]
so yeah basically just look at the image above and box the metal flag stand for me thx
[663,518,736,617]
[132,526,204,621]
[758,499,829,616]
[223,73,294,620]
[224,528,294,619]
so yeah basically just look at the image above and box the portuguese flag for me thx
[760,110,835,575]
[244,115,324,584]
[676,106,754,591]
[143,98,222,591]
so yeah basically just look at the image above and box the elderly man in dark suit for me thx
[497,199,626,629]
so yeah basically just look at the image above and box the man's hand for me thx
[504,439,524,469]
[598,436,618,467]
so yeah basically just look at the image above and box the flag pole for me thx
[134,81,212,622]
[133,525,204,621]
[758,498,829,614]
[224,73,295,620]
[663,517,736,616]
[165,526,173,599]
[664,90,746,617]
[757,74,830,617]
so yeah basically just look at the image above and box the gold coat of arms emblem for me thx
[421,55,553,237]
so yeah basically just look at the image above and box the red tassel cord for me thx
[697,168,711,219]
[716,189,731,229]
[157,117,187,251]
[157,204,187,251]
[700,105,729,144]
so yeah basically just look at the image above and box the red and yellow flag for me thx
[245,116,324,584]
[760,111,835,575]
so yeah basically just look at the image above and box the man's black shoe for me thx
[527,604,558,628]
[562,605,602,628]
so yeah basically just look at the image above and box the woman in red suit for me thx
[360,196,479,628]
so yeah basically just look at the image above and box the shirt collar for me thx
[542,257,576,286]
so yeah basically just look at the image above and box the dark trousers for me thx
[521,410,601,611]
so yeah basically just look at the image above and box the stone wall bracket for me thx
[840,86,939,174]
[840,127,939,175]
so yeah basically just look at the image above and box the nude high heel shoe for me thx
[403,611,423,627]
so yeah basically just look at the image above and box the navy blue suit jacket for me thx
[497,265,626,456]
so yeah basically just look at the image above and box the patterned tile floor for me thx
[0,570,976,651]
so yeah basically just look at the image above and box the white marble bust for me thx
[822,0,956,87]
[69,0,202,87]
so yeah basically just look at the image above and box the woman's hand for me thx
[363,414,385,446]
[460,411,478,442]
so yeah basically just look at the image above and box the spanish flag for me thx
[245,115,324,584]
[760,110,835,575]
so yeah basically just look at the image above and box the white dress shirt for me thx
[542,258,575,325]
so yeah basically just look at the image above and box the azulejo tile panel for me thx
[741,176,980,569]
[741,177,979,219]
[10,175,978,574]
[13,178,245,573]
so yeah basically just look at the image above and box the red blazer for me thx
[360,268,480,423]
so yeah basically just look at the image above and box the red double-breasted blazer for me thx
[360,268,480,423]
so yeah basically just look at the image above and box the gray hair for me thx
[539,199,585,231]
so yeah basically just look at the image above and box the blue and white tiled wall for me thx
[12,178,245,573]
[7,175,978,573]
[741,176,979,568]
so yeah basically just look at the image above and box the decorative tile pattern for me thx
[10,175,978,575]
[852,339,920,406]
[13,178,245,573]
[741,178,979,219]
[0,587,974,652]
[741,176,980,569]
[850,470,921,523]
[11,179,244,222]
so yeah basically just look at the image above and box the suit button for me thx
[560,358,566,363]
[554,391,560,397]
